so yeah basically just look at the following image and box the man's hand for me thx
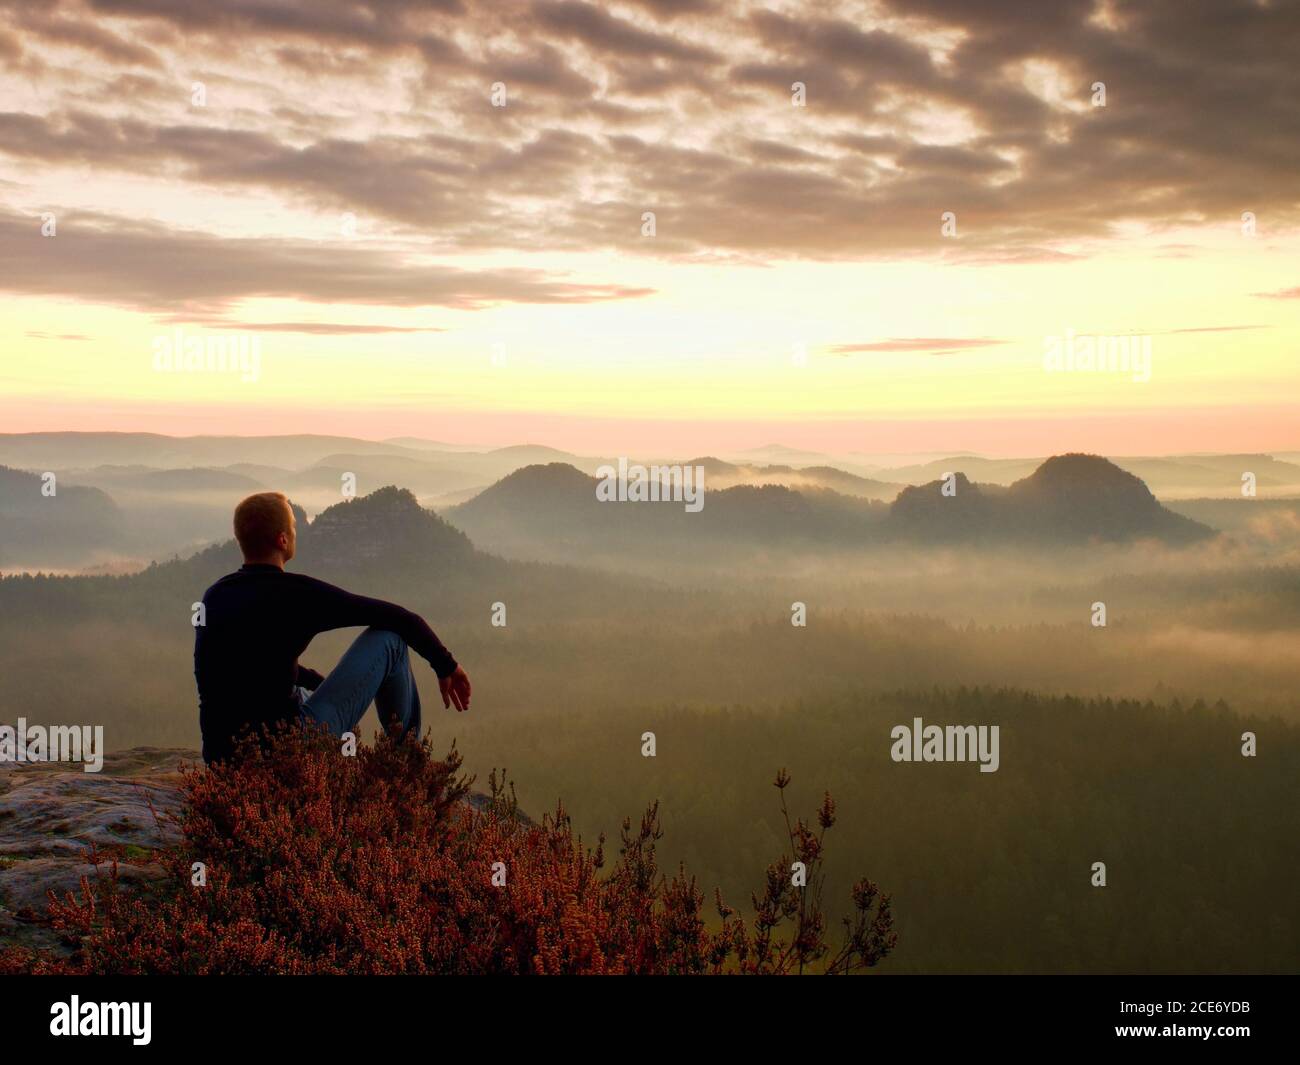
[439,665,472,712]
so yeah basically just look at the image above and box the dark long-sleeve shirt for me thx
[194,563,457,763]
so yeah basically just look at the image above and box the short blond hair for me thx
[233,492,292,557]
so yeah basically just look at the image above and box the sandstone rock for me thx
[0,747,193,954]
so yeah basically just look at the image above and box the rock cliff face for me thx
[888,454,1213,544]
[300,486,476,571]
[0,747,190,954]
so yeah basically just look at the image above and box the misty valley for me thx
[0,433,1297,974]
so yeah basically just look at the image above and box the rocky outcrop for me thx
[301,486,476,570]
[888,454,1214,544]
[0,745,524,956]
[0,747,190,953]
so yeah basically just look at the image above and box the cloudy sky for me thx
[2,0,1297,455]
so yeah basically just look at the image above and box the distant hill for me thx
[0,465,122,568]
[298,486,476,571]
[64,466,266,493]
[0,433,427,470]
[0,435,606,568]
[680,456,901,500]
[874,452,1300,499]
[0,434,1260,572]
[734,443,834,466]
[382,437,486,453]
[446,462,889,561]
[446,455,1215,562]
[283,454,483,499]
[876,455,1044,487]
[225,462,296,482]
[444,464,604,559]
[459,461,592,512]
[487,444,581,461]
[5,433,1293,501]
[888,454,1213,544]
[1113,454,1300,498]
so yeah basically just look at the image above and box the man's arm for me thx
[296,575,459,679]
[296,665,326,690]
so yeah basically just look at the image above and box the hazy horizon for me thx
[5,427,1300,466]
[4,1,1300,455]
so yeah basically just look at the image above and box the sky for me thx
[1,0,1297,457]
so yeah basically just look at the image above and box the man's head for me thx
[233,491,296,566]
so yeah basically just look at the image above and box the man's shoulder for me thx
[202,567,348,600]
[281,570,347,596]
[281,568,324,584]
[201,570,242,599]
[204,567,312,596]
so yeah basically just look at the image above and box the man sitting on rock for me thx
[194,491,471,764]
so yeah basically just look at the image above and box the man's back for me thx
[196,564,323,763]
[195,563,457,763]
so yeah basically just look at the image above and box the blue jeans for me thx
[297,628,422,742]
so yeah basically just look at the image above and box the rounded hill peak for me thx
[302,486,474,567]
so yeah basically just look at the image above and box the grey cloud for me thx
[83,0,467,48]
[0,29,23,62]
[532,1,721,63]
[9,5,160,66]
[1165,325,1267,334]
[621,0,716,15]
[484,42,597,95]
[0,208,655,313]
[203,322,447,335]
[0,0,1296,266]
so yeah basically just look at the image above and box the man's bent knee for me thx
[362,627,407,661]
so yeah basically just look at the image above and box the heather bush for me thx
[0,727,894,975]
